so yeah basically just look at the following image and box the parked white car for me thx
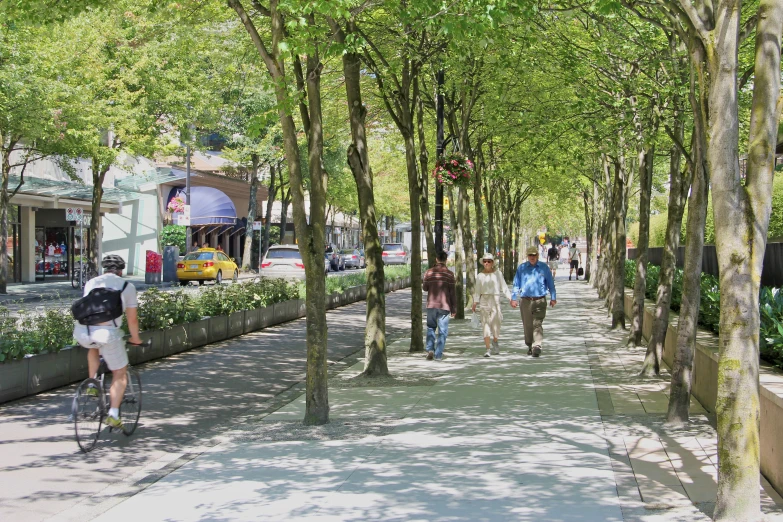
[260,245,329,280]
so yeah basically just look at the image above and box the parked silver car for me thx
[342,248,365,269]
[381,243,410,265]
[325,244,345,271]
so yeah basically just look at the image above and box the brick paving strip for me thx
[81,280,783,522]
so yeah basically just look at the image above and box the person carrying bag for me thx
[472,253,512,357]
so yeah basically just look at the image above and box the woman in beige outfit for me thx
[472,253,512,357]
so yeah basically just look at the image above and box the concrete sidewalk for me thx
[83,280,783,521]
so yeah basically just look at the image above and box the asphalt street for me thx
[0,287,413,522]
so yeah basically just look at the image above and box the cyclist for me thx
[73,255,142,429]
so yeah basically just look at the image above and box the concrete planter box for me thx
[68,345,90,383]
[189,318,210,348]
[27,350,71,395]
[623,289,783,497]
[163,324,190,357]
[272,302,287,325]
[296,299,306,318]
[243,308,261,334]
[228,311,245,338]
[384,281,391,293]
[345,287,359,304]
[327,292,342,310]
[132,330,165,364]
[0,358,30,403]
[358,284,367,300]
[259,306,274,328]
[284,300,299,321]
[208,315,228,344]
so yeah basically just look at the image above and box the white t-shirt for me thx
[569,247,581,261]
[80,273,138,328]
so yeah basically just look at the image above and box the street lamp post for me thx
[185,143,192,253]
[434,69,445,255]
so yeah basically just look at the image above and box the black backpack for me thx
[72,282,128,326]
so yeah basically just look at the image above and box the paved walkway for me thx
[84,278,783,521]
[4,275,783,521]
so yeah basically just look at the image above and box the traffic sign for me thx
[253,221,263,231]
[65,208,76,221]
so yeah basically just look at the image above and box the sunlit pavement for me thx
[83,277,783,521]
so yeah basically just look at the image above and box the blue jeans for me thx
[426,308,450,359]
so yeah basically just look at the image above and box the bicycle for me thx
[71,262,90,289]
[72,342,145,453]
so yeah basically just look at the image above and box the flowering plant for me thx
[432,153,474,188]
[145,250,162,273]
[167,195,185,213]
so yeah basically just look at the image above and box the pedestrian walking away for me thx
[72,255,144,430]
[472,253,512,358]
[511,246,557,357]
[422,250,457,361]
[547,241,559,278]
[568,242,582,280]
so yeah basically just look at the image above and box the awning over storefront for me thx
[7,175,139,210]
[166,186,237,225]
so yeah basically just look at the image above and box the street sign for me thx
[252,221,263,231]
[81,214,92,226]
[177,205,191,226]
[65,208,77,221]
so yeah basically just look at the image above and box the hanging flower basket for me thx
[167,195,186,213]
[433,153,474,188]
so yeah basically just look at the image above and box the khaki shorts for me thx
[548,261,558,271]
[74,324,129,371]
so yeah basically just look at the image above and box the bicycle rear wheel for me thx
[120,368,142,436]
[73,378,104,452]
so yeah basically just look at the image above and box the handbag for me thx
[577,267,584,277]
[471,312,481,329]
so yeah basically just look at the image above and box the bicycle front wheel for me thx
[71,267,81,289]
[73,378,104,452]
[120,368,142,436]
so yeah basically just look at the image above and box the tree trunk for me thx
[667,74,709,424]
[610,155,629,330]
[641,128,687,376]
[242,154,260,270]
[89,158,109,278]
[473,147,485,271]
[711,1,782,517]
[228,0,329,425]
[279,183,290,244]
[0,142,12,294]
[484,180,496,257]
[338,30,388,376]
[415,77,435,267]
[628,146,654,346]
[403,130,424,351]
[448,185,464,317]
[460,186,476,308]
[261,162,277,259]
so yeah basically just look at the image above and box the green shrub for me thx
[0,307,75,363]
[161,225,187,253]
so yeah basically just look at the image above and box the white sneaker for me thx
[483,351,491,358]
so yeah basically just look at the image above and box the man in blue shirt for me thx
[511,245,557,357]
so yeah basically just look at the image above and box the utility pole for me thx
[434,68,444,255]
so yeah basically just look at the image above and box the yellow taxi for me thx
[176,248,239,285]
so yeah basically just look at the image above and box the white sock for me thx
[109,408,119,418]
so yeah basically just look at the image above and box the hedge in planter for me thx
[0,307,74,364]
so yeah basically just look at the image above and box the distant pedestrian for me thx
[547,241,559,278]
[568,242,582,280]
[511,246,557,357]
[191,242,199,252]
[472,253,512,358]
[422,250,457,361]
